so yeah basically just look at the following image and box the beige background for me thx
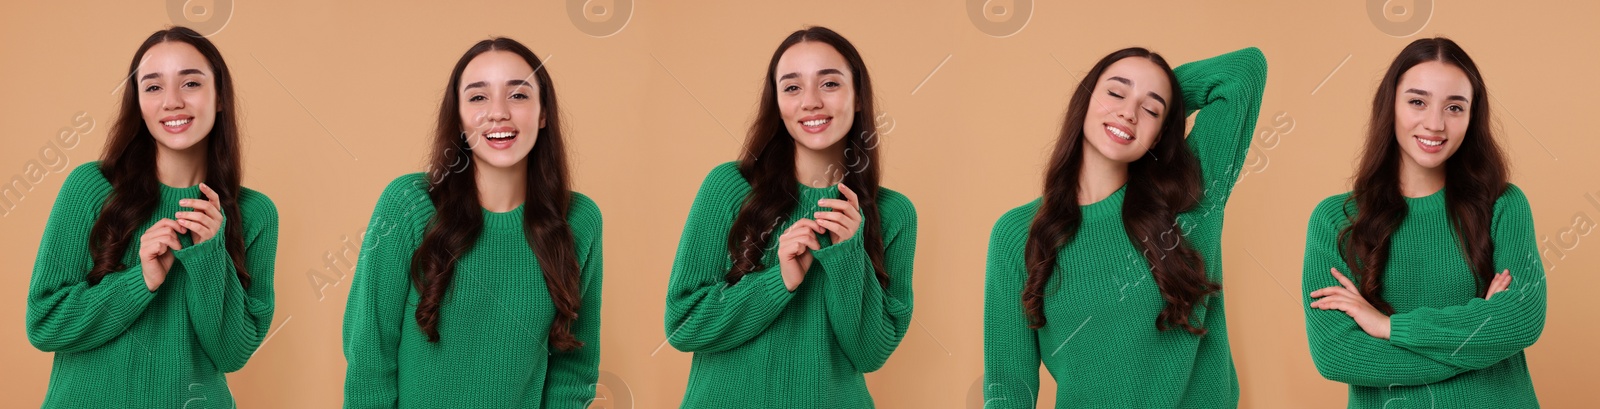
[3,1,1597,407]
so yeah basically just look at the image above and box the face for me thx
[459,50,545,170]
[774,41,856,153]
[137,41,218,152]
[1393,60,1472,171]
[1080,57,1171,164]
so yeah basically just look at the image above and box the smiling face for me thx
[1079,57,1172,164]
[137,41,218,152]
[1393,60,1472,171]
[458,50,545,170]
[774,41,856,153]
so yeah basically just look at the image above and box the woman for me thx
[984,47,1267,407]
[1303,37,1545,408]
[342,37,603,407]
[25,26,278,407]
[663,26,917,407]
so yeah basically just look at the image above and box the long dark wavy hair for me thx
[1339,37,1506,314]
[410,38,585,351]
[88,26,251,289]
[1023,48,1217,335]
[725,26,889,290]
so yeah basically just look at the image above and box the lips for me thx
[797,115,832,134]
[483,126,518,150]
[1414,135,1445,154]
[160,115,193,134]
[1104,123,1134,146]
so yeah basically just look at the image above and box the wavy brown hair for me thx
[1339,37,1506,315]
[725,26,889,290]
[1023,48,1217,335]
[410,38,585,352]
[88,26,251,289]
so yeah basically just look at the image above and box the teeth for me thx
[163,119,190,127]
[486,131,516,140]
[1418,137,1443,147]
[802,118,829,127]
[1107,125,1131,140]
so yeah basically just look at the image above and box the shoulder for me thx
[372,173,437,232]
[567,191,603,234]
[1309,191,1355,229]
[58,161,113,200]
[697,161,750,195]
[873,186,916,224]
[235,186,280,237]
[990,198,1042,247]
[1494,183,1531,211]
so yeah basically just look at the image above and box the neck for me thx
[794,142,846,188]
[1398,158,1446,198]
[1077,145,1128,204]
[155,141,208,188]
[475,160,528,213]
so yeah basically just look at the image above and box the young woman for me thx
[342,38,603,407]
[1303,37,1545,408]
[663,26,917,407]
[984,47,1267,407]
[25,26,278,407]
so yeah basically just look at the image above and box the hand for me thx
[777,219,822,291]
[1484,269,1512,300]
[813,183,863,244]
[175,183,224,245]
[138,219,187,291]
[1310,268,1391,340]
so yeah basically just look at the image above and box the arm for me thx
[26,164,158,353]
[176,191,277,373]
[664,164,796,353]
[343,177,431,408]
[1174,47,1268,210]
[543,198,604,408]
[982,208,1041,408]
[1302,198,1467,387]
[814,193,915,373]
[1388,185,1546,369]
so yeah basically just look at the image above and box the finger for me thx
[151,218,187,235]
[796,234,821,251]
[181,219,215,239]
[812,211,853,229]
[817,198,863,223]
[791,218,825,234]
[1330,268,1359,293]
[200,183,224,216]
[838,183,860,210]
[814,217,848,238]
[182,197,222,222]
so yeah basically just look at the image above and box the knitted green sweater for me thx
[663,162,918,408]
[1302,185,1545,408]
[984,47,1267,408]
[342,173,603,408]
[26,161,278,408]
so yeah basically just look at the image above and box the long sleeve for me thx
[664,164,796,353]
[543,197,604,408]
[26,164,157,353]
[1173,47,1267,210]
[983,205,1041,408]
[1388,185,1546,370]
[343,177,432,408]
[1302,197,1467,387]
[814,191,916,373]
[174,190,277,373]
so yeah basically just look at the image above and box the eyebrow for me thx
[778,68,846,81]
[1106,76,1167,107]
[462,79,536,91]
[139,68,207,81]
[1404,88,1470,102]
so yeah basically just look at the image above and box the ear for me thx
[539,110,547,129]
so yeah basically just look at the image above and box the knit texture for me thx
[26,161,278,408]
[663,162,917,408]
[1302,185,1545,408]
[342,173,603,408]
[984,47,1267,408]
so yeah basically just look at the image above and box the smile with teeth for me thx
[1416,137,1444,147]
[486,131,517,140]
[802,118,829,127]
[1107,125,1132,140]
[163,118,191,127]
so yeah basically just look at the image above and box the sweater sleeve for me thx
[543,195,604,408]
[665,163,796,353]
[343,175,432,408]
[983,204,1041,408]
[1173,47,1267,210]
[26,163,158,353]
[1388,185,1547,370]
[173,189,277,373]
[813,190,916,373]
[1302,196,1467,387]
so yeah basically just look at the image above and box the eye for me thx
[822,80,841,89]
[1107,90,1124,99]
[1144,108,1161,118]
[143,84,161,93]
[1446,104,1465,113]
[468,95,486,102]
[782,84,799,93]
[183,81,202,88]
[510,92,530,100]
[1408,99,1425,107]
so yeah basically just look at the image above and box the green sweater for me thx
[1302,185,1545,408]
[26,161,278,408]
[984,47,1267,408]
[342,174,604,408]
[663,162,918,408]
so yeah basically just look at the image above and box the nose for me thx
[1422,106,1446,133]
[487,96,511,123]
[163,84,185,110]
[800,87,823,111]
[1114,99,1137,125]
